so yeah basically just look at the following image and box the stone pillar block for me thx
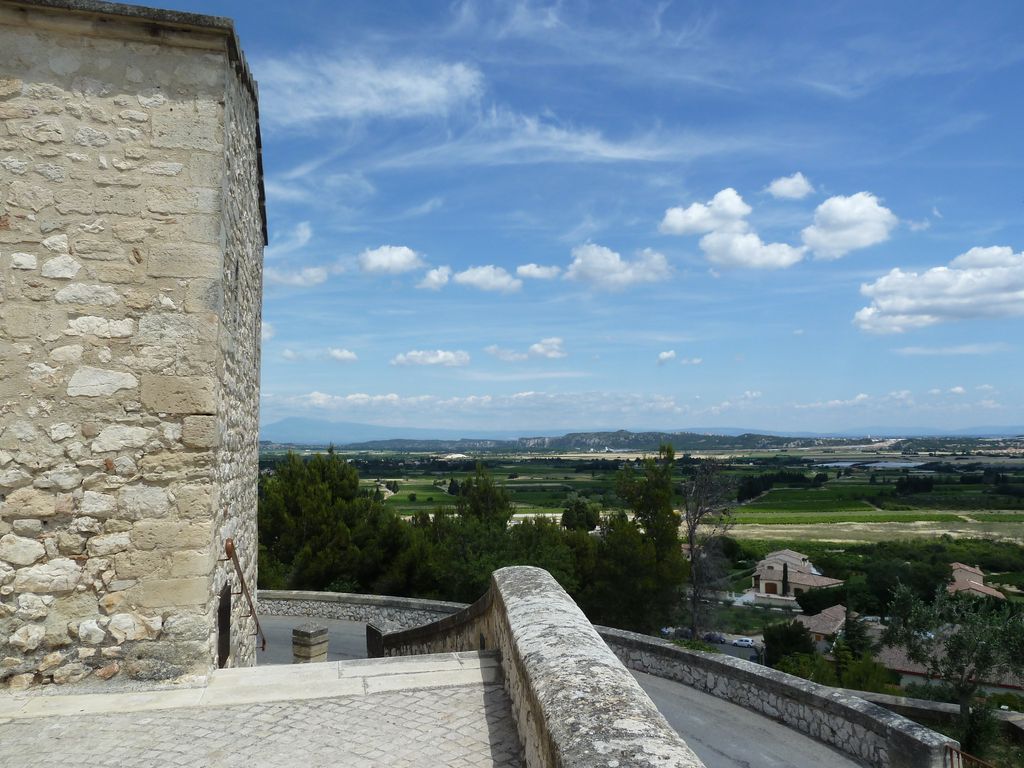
[292,623,328,664]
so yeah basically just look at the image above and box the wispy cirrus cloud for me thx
[265,265,330,287]
[894,343,1011,356]
[258,54,483,128]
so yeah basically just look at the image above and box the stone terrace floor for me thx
[0,651,524,768]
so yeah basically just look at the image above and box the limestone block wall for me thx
[598,626,954,768]
[258,590,467,634]
[370,567,706,768]
[0,1,263,689]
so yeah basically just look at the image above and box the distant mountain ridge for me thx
[260,418,1024,448]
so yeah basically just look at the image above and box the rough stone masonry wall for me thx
[599,626,954,768]
[374,567,705,768]
[0,3,261,689]
[209,30,262,671]
[258,590,466,634]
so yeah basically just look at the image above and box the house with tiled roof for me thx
[947,563,1005,601]
[796,604,847,652]
[751,549,844,606]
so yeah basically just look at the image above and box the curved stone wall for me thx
[371,567,704,768]
[598,626,954,768]
[257,585,956,768]
[257,589,463,633]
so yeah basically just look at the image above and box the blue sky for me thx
[182,1,1021,433]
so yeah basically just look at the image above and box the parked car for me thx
[702,632,726,644]
[732,637,755,648]
[673,627,693,640]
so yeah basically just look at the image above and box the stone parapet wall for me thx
[598,626,955,768]
[258,589,465,633]
[0,0,262,689]
[370,567,705,768]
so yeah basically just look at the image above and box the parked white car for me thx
[731,637,755,648]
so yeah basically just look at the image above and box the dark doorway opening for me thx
[217,582,231,668]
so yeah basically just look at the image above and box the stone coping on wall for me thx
[833,687,1024,743]
[372,567,705,768]
[598,626,955,768]
[257,589,465,634]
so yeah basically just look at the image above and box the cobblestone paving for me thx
[0,684,523,768]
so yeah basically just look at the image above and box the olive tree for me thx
[884,585,1024,752]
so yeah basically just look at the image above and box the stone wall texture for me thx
[0,1,263,689]
[598,626,955,768]
[259,590,466,634]
[372,567,706,768]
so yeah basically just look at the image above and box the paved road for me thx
[257,616,860,768]
[633,670,860,768]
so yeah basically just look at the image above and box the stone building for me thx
[0,0,265,688]
[752,548,843,606]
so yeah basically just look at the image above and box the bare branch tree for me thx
[680,459,734,637]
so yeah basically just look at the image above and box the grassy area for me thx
[733,512,963,525]
[709,603,796,635]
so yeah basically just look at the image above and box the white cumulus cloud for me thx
[565,244,670,289]
[700,231,805,269]
[802,192,898,260]
[327,348,358,362]
[855,246,1024,333]
[359,245,425,274]
[454,265,522,292]
[391,349,470,366]
[517,263,561,279]
[282,348,299,361]
[486,338,567,361]
[661,188,804,269]
[681,357,703,365]
[949,386,966,395]
[766,172,814,200]
[528,337,567,359]
[657,350,676,365]
[261,322,275,342]
[659,188,751,235]
[417,265,451,290]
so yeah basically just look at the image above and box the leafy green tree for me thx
[795,585,844,614]
[561,493,600,531]
[775,653,839,685]
[579,512,662,632]
[884,586,1024,753]
[841,613,875,656]
[763,620,815,668]
[615,446,687,630]
[456,464,513,527]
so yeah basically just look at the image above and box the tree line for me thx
[258,447,731,633]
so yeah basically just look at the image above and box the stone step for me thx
[0,651,503,720]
